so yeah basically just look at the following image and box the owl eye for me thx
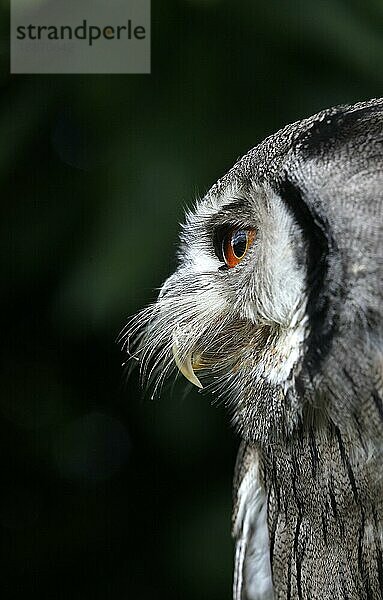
[222,228,256,268]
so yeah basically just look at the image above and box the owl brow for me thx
[216,199,246,218]
[206,199,254,230]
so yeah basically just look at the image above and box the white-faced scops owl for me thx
[121,99,383,600]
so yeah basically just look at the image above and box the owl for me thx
[121,99,383,600]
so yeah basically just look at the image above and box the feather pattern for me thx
[233,443,274,600]
[121,98,383,599]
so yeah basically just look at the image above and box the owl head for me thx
[121,99,383,444]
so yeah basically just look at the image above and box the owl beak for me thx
[172,338,203,389]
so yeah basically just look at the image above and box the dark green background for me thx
[2,1,382,598]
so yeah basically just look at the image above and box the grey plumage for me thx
[121,99,383,599]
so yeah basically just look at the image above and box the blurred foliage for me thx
[1,0,382,598]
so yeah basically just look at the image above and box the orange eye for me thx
[222,228,256,268]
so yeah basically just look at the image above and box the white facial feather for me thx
[181,184,308,387]
[122,182,309,408]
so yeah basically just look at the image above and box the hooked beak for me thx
[172,335,203,389]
